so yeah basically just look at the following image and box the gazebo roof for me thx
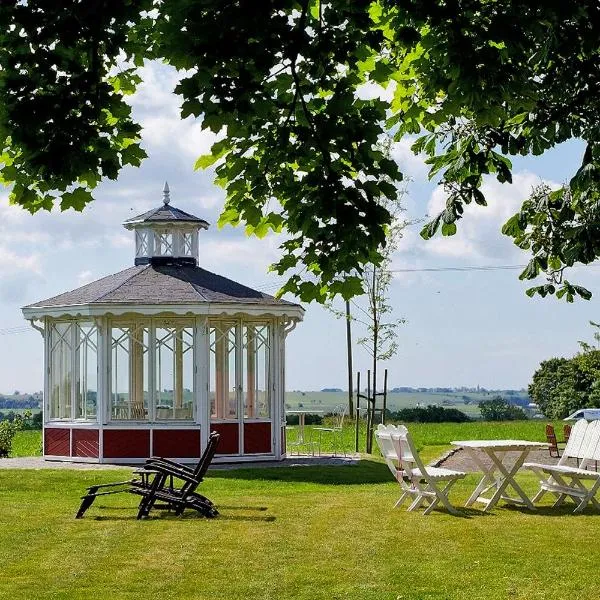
[23,264,302,316]
[123,204,210,228]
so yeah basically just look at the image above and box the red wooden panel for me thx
[103,429,150,458]
[210,423,239,454]
[244,422,272,454]
[72,429,99,458]
[153,429,201,458]
[45,428,70,456]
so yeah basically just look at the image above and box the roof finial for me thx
[162,181,171,205]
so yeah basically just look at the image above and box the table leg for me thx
[483,449,534,511]
[298,413,305,443]
[464,448,498,506]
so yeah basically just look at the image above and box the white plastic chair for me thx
[525,419,600,513]
[314,405,347,456]
[375,424,466,515]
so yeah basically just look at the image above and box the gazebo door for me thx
[209,321,273,456]
[209,322,241,453]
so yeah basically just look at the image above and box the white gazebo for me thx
[22,184,304,463]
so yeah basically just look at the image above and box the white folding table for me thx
[451,440,549,512]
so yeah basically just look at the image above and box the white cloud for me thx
[391,136,428,178]
[420,171,556,262]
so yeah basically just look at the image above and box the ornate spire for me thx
[162,181,170,205]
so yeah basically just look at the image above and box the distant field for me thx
[284,390,528,419]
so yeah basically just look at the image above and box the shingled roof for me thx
[123,204,209,228]
[24,264,299,308]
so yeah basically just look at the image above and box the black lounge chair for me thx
[75,431,221,519]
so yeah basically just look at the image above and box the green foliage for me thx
[529,350,600,419]
[387,405,471,423]
[0,411,26,457]
[4,2,600,301]
[478,396,528,421]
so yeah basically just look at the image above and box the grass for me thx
[11,430,42,457]
[1,461,600,599]
[297,418,562,457]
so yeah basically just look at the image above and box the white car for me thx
[563,408,600,421]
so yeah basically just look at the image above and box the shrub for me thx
[286,414,323,425]
[479,396,528,421]
[386,405,471,423]
[0,413,26,457]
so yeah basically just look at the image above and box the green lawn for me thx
[0,463,599,600]
[0,419,596,600]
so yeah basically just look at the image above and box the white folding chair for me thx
[376,424,466,515]
[525,419,600,513]
[314,404,347,456]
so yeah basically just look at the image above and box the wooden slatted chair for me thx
[545,424,561,458]
[133,431,221,519]
[375,424,466,515]
[525,420,600,513]
[75,432,220,519]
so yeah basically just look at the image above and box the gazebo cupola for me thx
[22,183,304,464]
[124,182,209,267]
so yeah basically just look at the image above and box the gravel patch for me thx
[438,446,565,472]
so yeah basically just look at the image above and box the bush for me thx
[479,396,527,421]
[386,405,471,423]
[0,413,26,457]
[286,414,323,425]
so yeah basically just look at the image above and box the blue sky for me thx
[0,62,598,393]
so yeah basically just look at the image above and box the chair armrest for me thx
[145,457,195,474]
[144,463,197,484]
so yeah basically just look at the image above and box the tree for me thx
[3,2,600,301]
[529,350,600,419]
[478,396,527,421]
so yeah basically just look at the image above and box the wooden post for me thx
[366,369,372,454]
[382,368,388,424]
[345,300,354,419]
[355,371,361,453]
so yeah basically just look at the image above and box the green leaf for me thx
[60,188,93,212]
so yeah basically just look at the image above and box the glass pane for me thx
[155,325,194,420]
[49,322,72,419]
[136,230,149,256]
[182,232,193,256]
[111,325,149,420]
[209,323,237,419]
[157,231,173,255]
[243,324,270,418]
[75,324,97,419]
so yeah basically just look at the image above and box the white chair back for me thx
[332,404,347,430]
[563,419,589,462]
[582,420,600,464]
[375,425,400,477]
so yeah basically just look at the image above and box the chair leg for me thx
[75,487,99,519]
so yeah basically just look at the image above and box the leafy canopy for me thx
[2,1,600,302]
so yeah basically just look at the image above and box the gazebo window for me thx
[155,323,194,420]
[135,230,150,257]
[243,323,271,419]
[75,324,98,419]
[49,322,73,420]
[111,324,149,420]
[209,323,237,419]
[155,230,173,255]
[182,232,194,256]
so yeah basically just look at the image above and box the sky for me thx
[1,61,598,394]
